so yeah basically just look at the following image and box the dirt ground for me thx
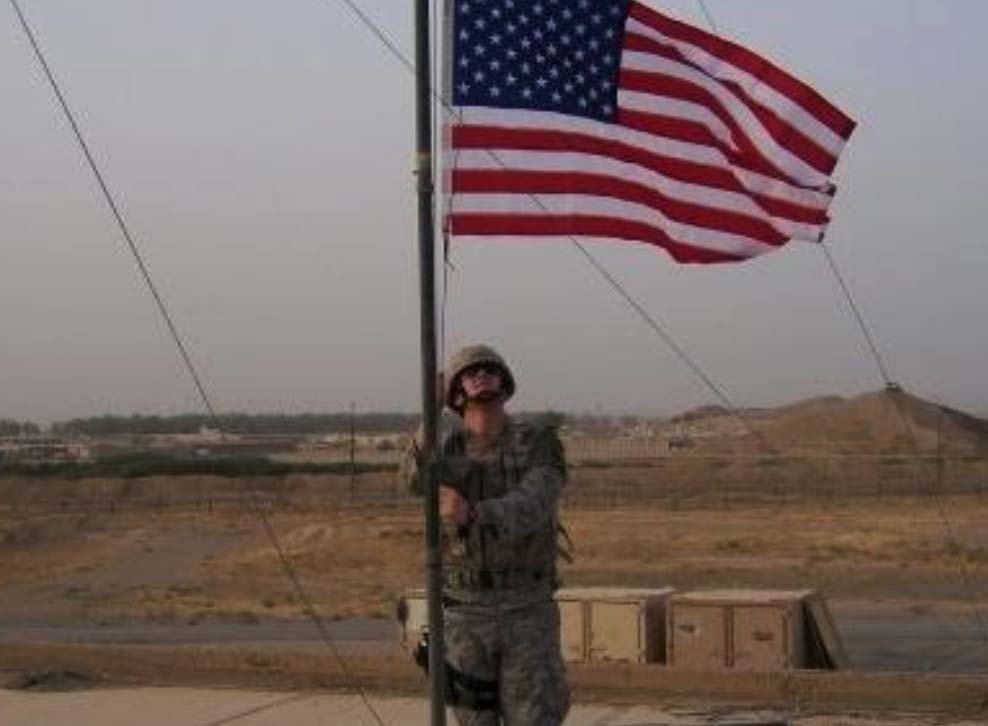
[1,475,986,676]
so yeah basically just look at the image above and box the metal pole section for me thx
[349,401,356,497]
[414,1,446,724]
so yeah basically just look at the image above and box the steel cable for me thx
[7,3,387,723]
[329,0,776,452]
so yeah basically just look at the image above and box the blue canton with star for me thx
[453,0,630,123]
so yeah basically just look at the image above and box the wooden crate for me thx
[557,587,674,664]
[398,586,675,665]
[668,589,844,671]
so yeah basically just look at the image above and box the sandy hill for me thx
[668,389,988,455]
[759,390,988,454]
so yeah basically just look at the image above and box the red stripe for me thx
[621,68,834,179]
[452,124,829,225]
[452,168,788,246]
[628,1,856,140]
[450,213,753,263]
[623,31,840,175]
[618,107,810,191]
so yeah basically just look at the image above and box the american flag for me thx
[443,0,856,263]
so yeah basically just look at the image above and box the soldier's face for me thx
[460,365,504,404]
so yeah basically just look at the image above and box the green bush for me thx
[0,452,396,480]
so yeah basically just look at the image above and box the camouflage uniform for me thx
[402,348,570,726]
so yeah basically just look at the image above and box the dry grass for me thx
[2,477,987,622]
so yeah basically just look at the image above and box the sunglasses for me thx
[460,364,501,380]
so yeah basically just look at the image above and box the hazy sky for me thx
[2,1,986,422]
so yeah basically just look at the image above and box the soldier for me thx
[402,344,570,726]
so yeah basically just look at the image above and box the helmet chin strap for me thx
[466,389,503,405]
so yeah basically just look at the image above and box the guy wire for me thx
[8,3,386,723]
[332,0,776,453]
[8,0,217,421]
[819,243,988,657]
[695,0,718,33]
[819,240,895,386]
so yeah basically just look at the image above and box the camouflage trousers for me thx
[444,599,570,726]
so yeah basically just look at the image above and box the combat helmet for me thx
[445,344,516,415]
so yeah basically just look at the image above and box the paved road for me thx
[1,610,985,673]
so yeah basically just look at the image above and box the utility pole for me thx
[414,0,446,724]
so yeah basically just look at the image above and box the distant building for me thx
[0,437,91,462]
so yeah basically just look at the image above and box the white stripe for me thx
[451,193,778,258]
[625,17,847,156]
[451,107,835,209]
[454,148,822,241]
[621,50,831,187]
[617,90,738,150]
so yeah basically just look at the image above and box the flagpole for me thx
[414,0,446,724]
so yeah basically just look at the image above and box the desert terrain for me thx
[2,389,987,721]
